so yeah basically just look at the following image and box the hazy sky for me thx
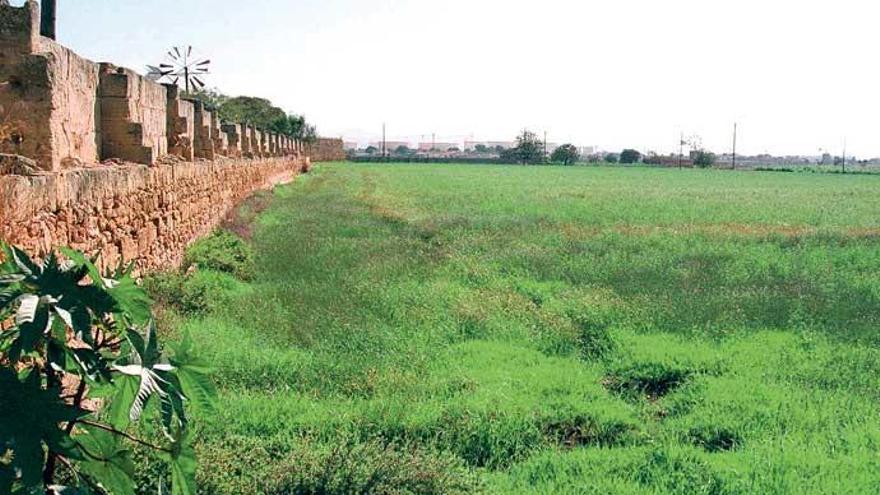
[43,0,880,156]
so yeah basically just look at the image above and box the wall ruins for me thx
[308,137,345,162]
[0,1,311,271]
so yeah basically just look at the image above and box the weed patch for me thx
[183,230,255,280]
[605,361,694,400]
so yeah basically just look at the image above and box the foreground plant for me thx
[0,244,215,494]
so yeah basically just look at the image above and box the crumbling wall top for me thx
[0,1,39,57]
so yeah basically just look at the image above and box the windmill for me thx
[146,46,211,94]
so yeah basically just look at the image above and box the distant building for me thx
[370,141,412,153]
[578,146,595,157]
[418,142,459,152]
[464,141,515,151]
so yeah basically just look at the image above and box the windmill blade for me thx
[171,76,179,86]
[167,50,178,60]
[196,59,211,66]
[187,46,192,57]
[159,63,173,69]
[192,76,206,88]
[145,66,164,81]
[173,46,181,58]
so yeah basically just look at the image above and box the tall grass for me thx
[151,163,880,494]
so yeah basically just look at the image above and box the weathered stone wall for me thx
[166,85,195,161]
[0,2,101,171]
[308,137,345,162]
[0,1,310,171]
[99,64,168,165]
[0,1,317,271]
[0,156,309,271]
[41,40,100,169]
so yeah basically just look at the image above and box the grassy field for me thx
[148,163,880,494]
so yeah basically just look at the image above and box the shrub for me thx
[620,149,642,164]
[606,361,693,399]
[277,441,478,494]
[0,244,214,495]
[572,311,617,361]
[144,270,242,316]
[183,230,255,280]
[692,150,716,168]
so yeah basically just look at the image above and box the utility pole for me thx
[543,131,548,163]
[40,0,57,40]
[732,123,738,170]
[679,132,684,169]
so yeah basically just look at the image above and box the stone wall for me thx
[0,2,101,171]
[0,156,309,271]
[99,64,168,165]
[308,137,345,162]
[0,1,316,272]
[0,1,308,171]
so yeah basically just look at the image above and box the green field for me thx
[149,163,880,494]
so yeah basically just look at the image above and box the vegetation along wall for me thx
[0,1,311,270]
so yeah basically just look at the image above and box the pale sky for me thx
[41,0,880,157]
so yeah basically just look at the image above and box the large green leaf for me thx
[104,374,140,430]
[169,333,216,414]
[169,435,197,495]
[58,248,104,290]
[106,275,153,327]
[49,486,96,495]
[0,368,86,489]
[76,428,136,495]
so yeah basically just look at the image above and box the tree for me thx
[217,96,286,130]
[186,91,318,143]
[604,153,619,164]
[693,150,716,168]
[474,144,489,153]
[185,88,229,111]
[365,146,379,154]
[0,244,215,495]
[620,149,642,164]
[270,114,318,144]
[501,130,545,164]
[394,145,412,155]
[550,144,580,165]
[449,147,460,153]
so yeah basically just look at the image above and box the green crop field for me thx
[147,162,880,494]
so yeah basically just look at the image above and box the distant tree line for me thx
[187,89,318,143]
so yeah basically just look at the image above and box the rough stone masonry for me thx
[0,1,311,271]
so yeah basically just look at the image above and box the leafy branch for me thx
[0,244,216,494]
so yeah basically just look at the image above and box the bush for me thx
[604,154,619,164]
[144,270,242,316]
[572,311,617,361]
[605,361,693,399]
[195,435,479,495]
[692,150,716,168]
[620,149,642,164]
[183,230,255,280]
